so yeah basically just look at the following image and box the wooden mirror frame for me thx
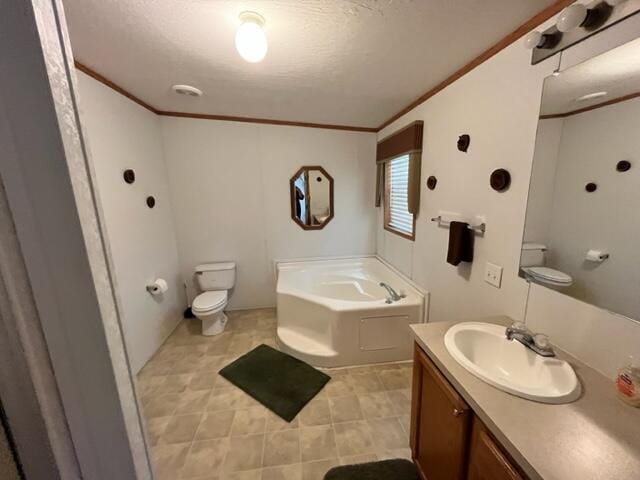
[289,166,334,230]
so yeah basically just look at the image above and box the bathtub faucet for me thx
[379,282,405,303]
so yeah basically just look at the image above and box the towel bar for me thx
[430,216,486,235]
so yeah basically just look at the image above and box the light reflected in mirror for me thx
[290,166,334,230]
[522,37,640,320]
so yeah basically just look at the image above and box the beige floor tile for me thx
[261,463,302,480]
[207,386,258,411]
[145,416,171,446]
[139,360,174,378]
[398,414,411,436]
[151,442,190,480]
[144,393,180,418]
[386,389,412,415]
[181,438,230,478]
[158,374,194,394]
[367,417,408,451]
[176,389,211,414]
[195,410,236,440]
[224,434,265,472]
[333,421,376,457]
[357,391,395,419]
[206,334,232,355]
[328,395,362,423]
[301,458,340,480]
[231,406,267,436]
[188,371,219,391]
[265,411,298,432]
[198,355,228,374]
[339,453,378,465]
[350,373,385,394]
[378,368,412,390]
[263,429,300,467]
[137,375,167,397]
[222,469,262,480]
[161,413,203,444]
[298,396,331,427]
[171,354,207,375]
[324,376,356,398]
[299,425,337,462]
[376,448,412,460]
[227,333,254,354]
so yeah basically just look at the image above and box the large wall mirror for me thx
[521,37,640,320]
[290,166,334,230]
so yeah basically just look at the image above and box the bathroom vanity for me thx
[409,318,640,480]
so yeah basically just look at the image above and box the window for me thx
[384,154,415,240]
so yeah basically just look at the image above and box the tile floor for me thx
[137,308,413,480]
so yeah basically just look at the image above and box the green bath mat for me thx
[218,344,330,421]
[324,459,419,480]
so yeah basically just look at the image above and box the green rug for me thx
[218,344,330,421]
[324,459,419,480]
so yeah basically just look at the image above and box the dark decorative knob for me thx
[426,176,437,190]
[146,196,156,208]
[585,182,597,193]
[123,169,135,184]
[457,134,470,152]
[616,160,631,172]
[490,168,511,192]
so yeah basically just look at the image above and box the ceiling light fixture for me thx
[235,11,267,63]
[555,3,608,33]
[172,84,203,97]
[576,91,608,102]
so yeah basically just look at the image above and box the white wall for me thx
[375,17,640,377]
[77,72,184,373]
[160,118,377,309]
[544,98,640,320]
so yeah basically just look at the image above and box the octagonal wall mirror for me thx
[290,166,334,230]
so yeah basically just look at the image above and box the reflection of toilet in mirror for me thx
[520,243,572,288]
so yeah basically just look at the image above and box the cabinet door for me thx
[411,343,471,480]
[467,417,523,480]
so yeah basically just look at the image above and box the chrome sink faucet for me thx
[379,282,405,303]
[505,322,555,357]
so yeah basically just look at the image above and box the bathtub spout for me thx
[379,282,404,302]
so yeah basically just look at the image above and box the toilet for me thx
[192,262,236,336]
[520,243,572,288]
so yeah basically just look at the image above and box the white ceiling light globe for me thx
[556,4,588,32]
[235,12,267,63]
[523,31,543,49]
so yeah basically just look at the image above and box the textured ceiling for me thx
[541,37,640,116]
[63,0,558,128]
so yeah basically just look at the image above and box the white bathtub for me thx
[276,257,427,367]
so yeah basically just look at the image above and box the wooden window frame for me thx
[383,157,416,241]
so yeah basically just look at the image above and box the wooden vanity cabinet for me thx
[411,343,526,480]
[411,343,471,480]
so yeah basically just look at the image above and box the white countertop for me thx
[411,316,640,480]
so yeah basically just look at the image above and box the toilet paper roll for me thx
[147,278,169,295]
[585,249,609,262]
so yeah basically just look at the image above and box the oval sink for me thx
[444,322,580,404]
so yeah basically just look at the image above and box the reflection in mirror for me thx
[522,37,640,320]
[290,166,334,230]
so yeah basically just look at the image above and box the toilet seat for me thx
[192,291,227,314]
[523,267,572,287]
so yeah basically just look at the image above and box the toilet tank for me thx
[195,262,236,291]
[521,243,546,267]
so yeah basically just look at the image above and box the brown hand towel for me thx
[447,221,474,266]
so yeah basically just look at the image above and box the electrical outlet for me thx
[484,262,503,288]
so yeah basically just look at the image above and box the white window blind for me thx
[387,155,414,236]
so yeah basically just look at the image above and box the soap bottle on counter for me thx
[616,356,640,407]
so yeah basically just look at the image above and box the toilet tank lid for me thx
[522,242,547,251]
[196,262,236,272]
